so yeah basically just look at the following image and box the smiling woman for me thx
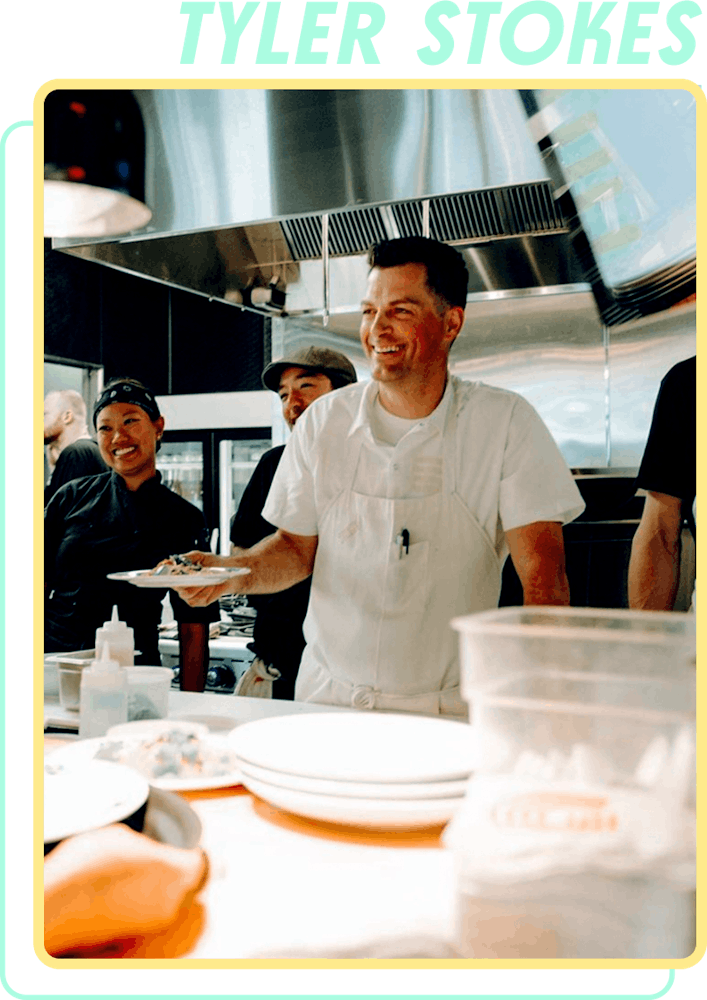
[44,378,219,685]
[95,397,164,490]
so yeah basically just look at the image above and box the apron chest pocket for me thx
[382,540,430,616]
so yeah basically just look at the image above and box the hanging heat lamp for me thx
[44,91,152,238]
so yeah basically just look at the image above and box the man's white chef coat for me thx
[264,377,584,560]
[263,376,585,713]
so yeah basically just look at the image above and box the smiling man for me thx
[179,237,585,716]
[267,350,357,431]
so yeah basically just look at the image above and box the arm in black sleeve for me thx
[44,485,72,588]
[636,357,695,503]
[46,442,108,503]
[230,449,282,550]
[229,449,285,616]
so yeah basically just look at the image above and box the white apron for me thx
[296,381,502,716]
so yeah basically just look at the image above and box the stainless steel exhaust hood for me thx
[53,88,695,333]
[54,90,580,328]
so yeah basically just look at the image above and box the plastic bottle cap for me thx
[101,605,132,633]
[90,643,120,673]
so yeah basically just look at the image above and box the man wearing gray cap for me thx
[230,346,357,699]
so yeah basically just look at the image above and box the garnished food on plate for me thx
[106,560,250,589]
[149,555,205,577]
[93,729,237,781]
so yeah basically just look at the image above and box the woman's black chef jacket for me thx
[45,472,219,663]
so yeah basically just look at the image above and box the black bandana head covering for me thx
[93,381,161,428]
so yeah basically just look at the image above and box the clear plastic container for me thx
[456,872,696,959]
[51,650,97,710]
[125,666,173,722]
[44,654,60,699]
[451,607,695,784]
[447,607,696,959]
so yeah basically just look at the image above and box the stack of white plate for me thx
[229,712,478,829]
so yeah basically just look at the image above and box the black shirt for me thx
[45,471,218,662]
[45,439,108,505]
[230,446,311,697]
[636,356,696,534]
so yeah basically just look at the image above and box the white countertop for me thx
[189,791,455,959]
[171,694,454,959]
[43,688,457,958]
[44,686,346,732]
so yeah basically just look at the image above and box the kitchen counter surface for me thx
[43,690,458,959]
[184,784,455,959]
[44,687,348,731]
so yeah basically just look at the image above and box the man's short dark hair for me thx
[367,237,469,310]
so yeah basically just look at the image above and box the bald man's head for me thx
[44,389,90,448]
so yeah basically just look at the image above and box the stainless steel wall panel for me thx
[606,304,696,469]
[449,289,608,469]
[271,289,695,473]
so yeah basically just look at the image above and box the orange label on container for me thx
[491,791,619,833]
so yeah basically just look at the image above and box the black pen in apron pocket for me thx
[396,528,410,559]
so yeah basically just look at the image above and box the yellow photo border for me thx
[34,76,704,975]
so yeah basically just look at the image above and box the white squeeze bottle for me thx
[95,605,134,666]
[79,644,129,738]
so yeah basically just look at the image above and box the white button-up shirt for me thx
[263,377,585,563]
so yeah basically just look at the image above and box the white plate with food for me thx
[240,771,464,829]
[44,758,150,845]
[46,729,242,791]
[106,719,210,740]
[229,712,478,784]
[107,567,250,588]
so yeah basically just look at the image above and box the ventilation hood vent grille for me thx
[281,205,389,261]
[280,181,566,261]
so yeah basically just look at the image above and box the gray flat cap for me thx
[262,346,357,392]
